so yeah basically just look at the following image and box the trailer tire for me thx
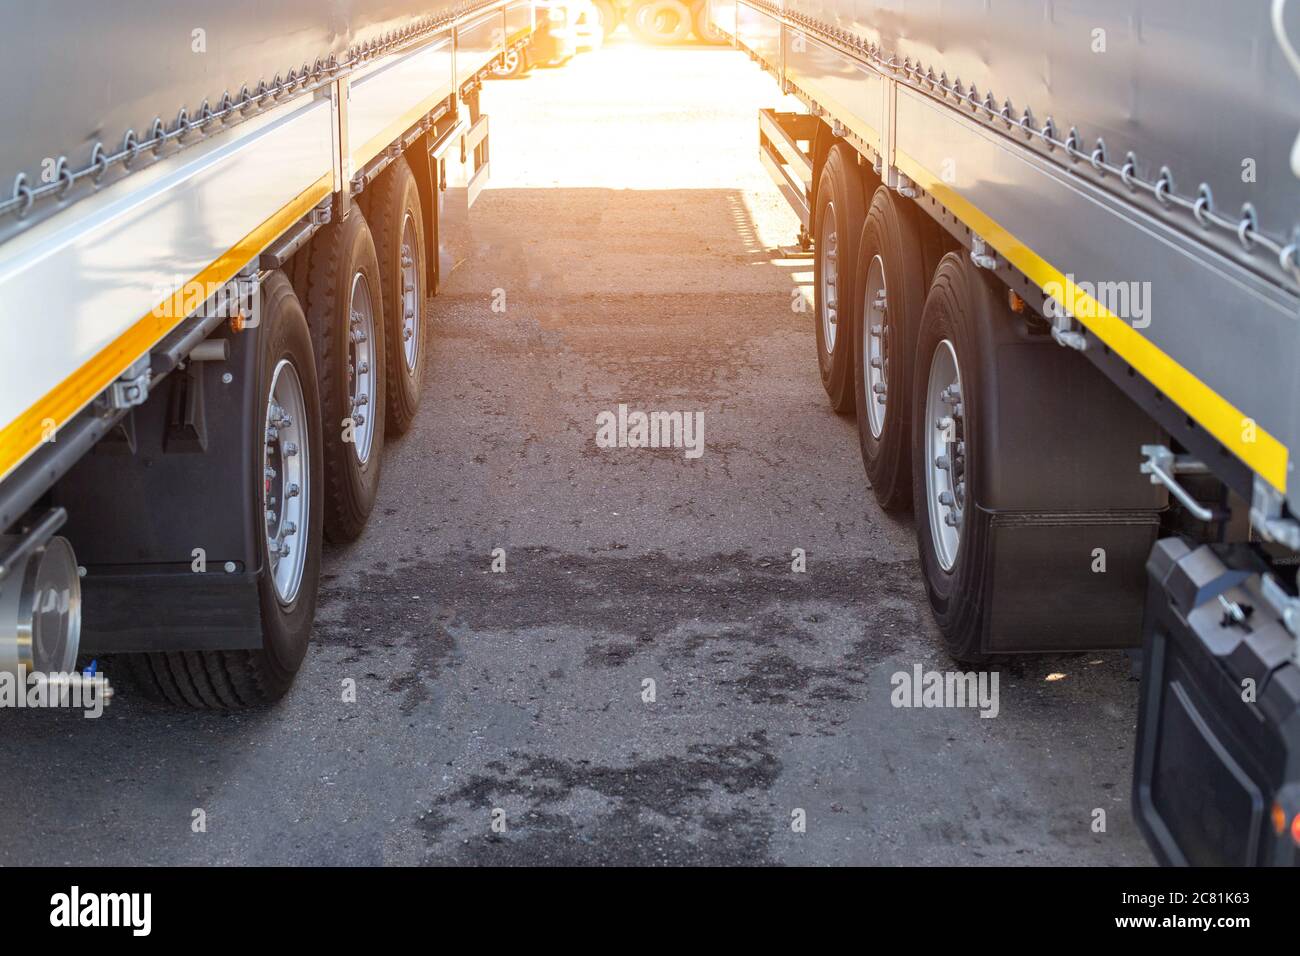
[593,0,621,37]
[911,253,1168,661]
[127,272,323,707]
[910,254,993,662]
[630,0,693,43]
[370,157,429,437]
[691,0,726,43]
[304,210,387,543]
[853,189,937,511]
[812,144,865,413]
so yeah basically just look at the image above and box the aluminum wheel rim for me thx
[819,202,839,354]
[399,214,421,373]
[863,254,889,439]
[348,271,377,465]
[264,359,310,604]
[924,339,966,572]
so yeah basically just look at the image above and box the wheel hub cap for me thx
[819,203,839,354]
[347,271,377,465]
[924,339,966,572]
[264,359,310,604]
[864,254,889,439]
[399,214,421,374]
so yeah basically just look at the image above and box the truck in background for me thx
[494,0,598,78]
[594,0,724,45]
[0,0,534,706]
[715,0,1300,865]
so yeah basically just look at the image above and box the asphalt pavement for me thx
[0,36,1151,866]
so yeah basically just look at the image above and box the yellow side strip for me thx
[0,172,334,482]
[354,87,452,170]
[895,148,1289,493]
[785,68,881,153]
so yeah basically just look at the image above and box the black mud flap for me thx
[1134,538,1300,866]
[53,323,265,653]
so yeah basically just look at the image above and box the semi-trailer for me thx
[0,0,534,706]
[713,0,1300,865]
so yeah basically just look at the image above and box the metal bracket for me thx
[969,236,998,271]
[1140,445,1218,522]
[310,197,332,226]
[106,356,152,410]
[886,167,915,197]
[1260,572,1300,641]
[1250,475,1300,551]
[332,76,352,222]
[1049,314,1088,351]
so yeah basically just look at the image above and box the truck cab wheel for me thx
[853,187,937,512]
[812,144,866,414]
[126,272,324,707]
[369,157,429,436]
[304,210,387,543]
[493,47,531,78]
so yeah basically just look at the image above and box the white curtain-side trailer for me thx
[715,0,1300,865]
[0,0,535,705]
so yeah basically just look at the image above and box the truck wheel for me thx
[691,0,726,42]
[912,254,1167,661]
[910,254,989,662]
[631,0,692,43]
[493,47,531,78]
[127,272,324,706]
[853,188,937,511]
[369,157,429,436]
[812,144,866,413]
[304,210,387,542]
[593,0,621,38]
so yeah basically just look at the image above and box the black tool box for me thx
[1134,538,1300,866]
